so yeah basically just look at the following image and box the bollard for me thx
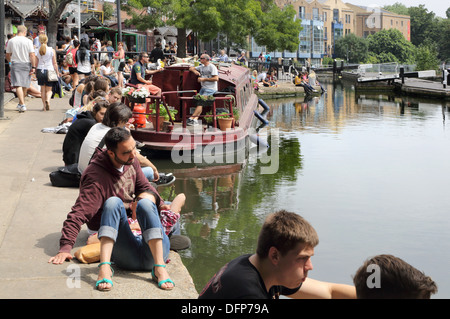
[443,69,448,89]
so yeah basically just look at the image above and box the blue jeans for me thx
[98,197,170,271]
[141,166,154,182]
[199,87,216,96]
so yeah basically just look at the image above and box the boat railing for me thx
[178,95,235,129]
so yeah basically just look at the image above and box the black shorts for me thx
[69,67,77,75]
[36,69,54,86]
[77,70,91,76]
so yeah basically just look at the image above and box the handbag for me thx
[47,69,58,82]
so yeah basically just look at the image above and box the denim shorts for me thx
[36,69,54,86]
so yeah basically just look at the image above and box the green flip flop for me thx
[152,264,175,290]
[96,262,114,291]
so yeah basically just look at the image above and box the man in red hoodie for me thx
[49,127,175,291]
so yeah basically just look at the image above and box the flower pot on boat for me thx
[218,117,234,131]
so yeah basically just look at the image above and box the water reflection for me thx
[152,82,450,297]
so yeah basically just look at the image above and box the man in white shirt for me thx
[6,25,36,113]
[187,54,219,126]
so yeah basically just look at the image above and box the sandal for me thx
[151,264,175,290]
[96,262,114,291]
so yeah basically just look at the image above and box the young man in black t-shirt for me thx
[199,210,356,299]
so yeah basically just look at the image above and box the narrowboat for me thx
[124,62,268,158]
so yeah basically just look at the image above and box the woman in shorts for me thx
[35,34,60,111]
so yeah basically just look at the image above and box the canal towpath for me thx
[0,93,198,298]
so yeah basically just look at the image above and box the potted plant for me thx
[122,87,150,103]
[148,103,178,130]
[217,112,234,131]
[193,93,215,107]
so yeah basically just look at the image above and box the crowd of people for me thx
[5,26,438,298]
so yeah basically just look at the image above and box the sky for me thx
[347,0,447,18]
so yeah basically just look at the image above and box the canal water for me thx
[152,80,450,298]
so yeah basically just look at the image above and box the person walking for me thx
[76,40,95,81]
[66,40,80,88]
[5,25,36,113]
[35,34,60,111]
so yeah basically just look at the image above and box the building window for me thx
[313,8,319,20]
[333,9,339,22]
[299,6,305,19]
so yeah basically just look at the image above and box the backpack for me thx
[65,50,74,65]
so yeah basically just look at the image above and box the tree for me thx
[415,44,440,71]
[252,3,301,52]
[334,33,368,63]
[103,2,115,21]
[124,0,301,56]
[383,2,409,15]
[367,29,415,63]
[47,0,73,48]
[408,5,437,47]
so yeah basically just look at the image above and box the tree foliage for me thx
[252,3,302,52]
[334,33,368,63]
[415,44,440,71]
[408,5,437,47]
[123,0,301,55]
[367,29,415,63]
[383,2,409,15]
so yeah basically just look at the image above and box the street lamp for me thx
[116,0,122,44]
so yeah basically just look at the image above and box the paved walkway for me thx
[0,93,198,298]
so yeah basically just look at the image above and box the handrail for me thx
[178,96,234,128]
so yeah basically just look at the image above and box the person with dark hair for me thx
[49,127,180,291]
[77,102,132,173]
[62,99,109,165]
[76,103,162,186]
[67,39,80,88]
[129,52,163,96]
[199,210,356,299]
[100,60,118,87]
[353,254,438,299]
[76,39,95,81]
[150,42,164,63]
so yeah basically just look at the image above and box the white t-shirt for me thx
[6,36,34,63]
[196,63,218,91]
[35,47,55,71]
[100,65,113,77]
[78,123,111,173]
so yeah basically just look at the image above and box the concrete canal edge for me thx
[256,81,320,99]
